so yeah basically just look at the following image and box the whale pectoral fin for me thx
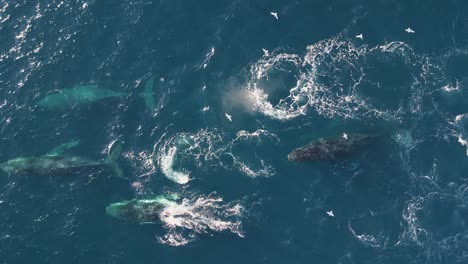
[166,193,179,201]
[106,139,128,180]
[110,162,128,180]
[47,139,81,156]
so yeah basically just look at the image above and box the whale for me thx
[287,133,377,161]
[37,78,157,111]
[0,139,124,178]
[37,85,125,110]
[106,195,178,224]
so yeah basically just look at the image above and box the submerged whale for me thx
[0,139,124,178]
[106,195,177,224]
[287,133,376,161]
[37,78,157,111]
[37,85,125,110]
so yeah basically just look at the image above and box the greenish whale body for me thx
[288,133,377,161]
[0,140,124,178]
[106,195,177,224]
[37,85,125,110]
[37,78,157,111]
[0,156,104,176]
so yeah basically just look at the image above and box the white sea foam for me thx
[452,114,468,156]
[398,197,426,246]
[441,84,459,92]
[122,150,155,178]
[154,129,278,180]
[397,160,442,247]
[199,46,216,69]
[244,34,444,121]
[348,222,381,247]
[457,135,468,156]
[234,129,280,143]
[159,146,190,184]
[245,53,311,120]
[157,194,244,246]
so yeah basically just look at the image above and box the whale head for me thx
[0,158,30,175]
[106,198,168,223]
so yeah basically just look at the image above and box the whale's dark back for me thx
[288,133,378,161]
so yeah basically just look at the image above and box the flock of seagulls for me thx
[265,12,415,219]
[269,10,415,36]
[354,28,415,40]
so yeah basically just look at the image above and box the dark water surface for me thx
[1,1,468,263]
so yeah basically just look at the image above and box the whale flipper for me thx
[138,77,156,111]
[106,139,126,179]
[47,139,81,156]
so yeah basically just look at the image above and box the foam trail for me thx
[348,222,381,248]
[155,129,278,180]
[157,194,244,246]
[244,34,445,121]
[199,46,215,69]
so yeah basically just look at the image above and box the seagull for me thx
[343,133,348,140]
[262,48,269,56]
[405,27,415,33]
[270,12,278,20]
[225,113,232,122]
[327,211,335,217]
[355,34,363,40]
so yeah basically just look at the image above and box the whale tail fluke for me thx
[138,77,156,111]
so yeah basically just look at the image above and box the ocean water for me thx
[1,0,468,263]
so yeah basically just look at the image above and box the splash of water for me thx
[157,194,244,246]
[159,146,190,184]
[244,34,446,121]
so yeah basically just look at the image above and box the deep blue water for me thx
[1,0,468,263]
